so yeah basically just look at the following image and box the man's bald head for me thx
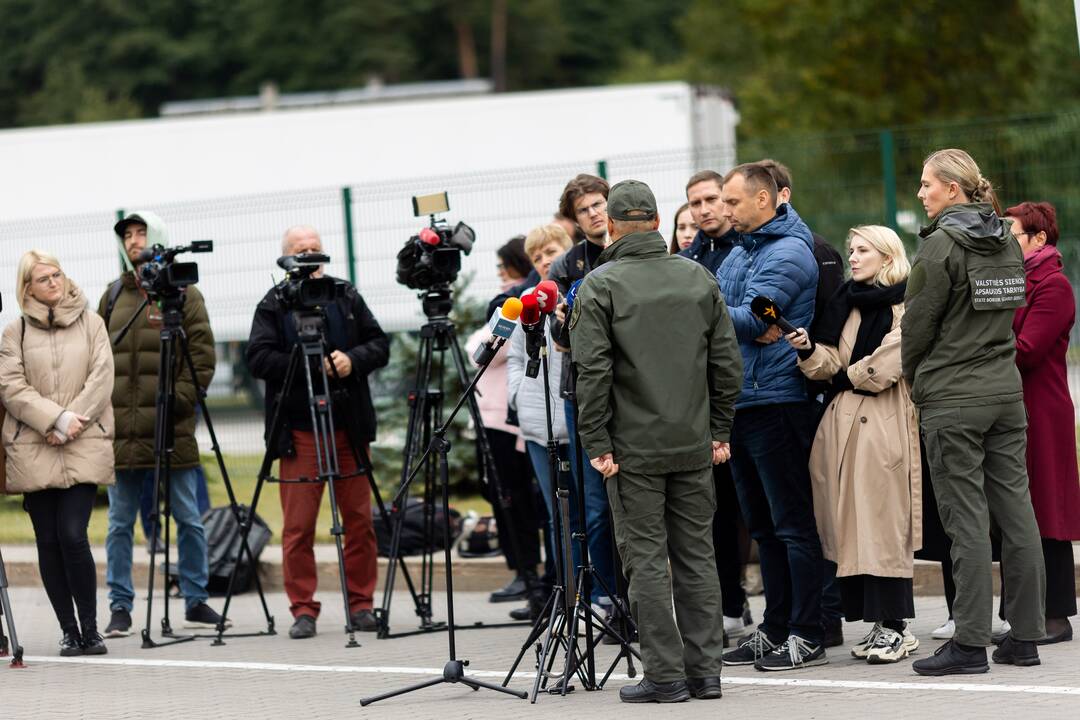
[282,225,322,256]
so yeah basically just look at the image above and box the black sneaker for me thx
[59,630,83,656]
[722,629,779,666]
[104,608,132,638]
[184,602,232,630]
[289,614,317,639]
[823,618,844,648]
[912,640,989,676]
[81,630,108,655]
[755,635,828,671]
[992,635,1041,667]
[618,678,690,703]
[686,676,722,699]
[489,575,528,603]
[350,609,379,632]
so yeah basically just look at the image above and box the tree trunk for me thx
[491,0,507,92]
[454,18,479,79]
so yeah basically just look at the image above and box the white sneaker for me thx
[994,619,1012,636]
[931,619,955,639]
[902,626,920,653]
[865,628,909,664]
[851,623,883,659]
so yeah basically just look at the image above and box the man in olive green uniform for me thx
[903,202,1046,675]
[570,180,742,703]
[100,211,227,637]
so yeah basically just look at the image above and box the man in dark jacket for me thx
[545,174,619,615]
[715,164,827,671]
[571,180,742,703]
[101,211,226,637]
[246,225,390,639]
[681,170,740,274]
[756,158,847,647]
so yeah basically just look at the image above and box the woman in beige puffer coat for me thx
[0,250,114,656]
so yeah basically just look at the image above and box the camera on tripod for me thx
[137,240,213,297]
[395,192,475,291]
[275,252,344,311]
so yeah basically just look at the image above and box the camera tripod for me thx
[0,545,25,667]
[501,343,639,702]
[113,292,273,648]
[377,288,530,638]
[360,314,527,706]
[214,305,415,648]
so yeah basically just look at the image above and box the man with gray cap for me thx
[99,211,226,637]
[570,180,743,703]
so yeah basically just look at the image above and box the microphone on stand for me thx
[520,293,544,379]
[471,297,523,365]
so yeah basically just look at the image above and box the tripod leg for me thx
[501,590,557,686]
[358,676,445,706]
[177,331,277,639]
[0,548,25,667]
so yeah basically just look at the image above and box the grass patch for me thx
[0,452,494,545]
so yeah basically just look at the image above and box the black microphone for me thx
[750,295,798,334]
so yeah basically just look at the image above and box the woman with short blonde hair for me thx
[784,225,921,664]
[0,251,115,656]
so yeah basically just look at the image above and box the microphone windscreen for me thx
[535,280,559,313]
[418,228,441,246]
[137,248,156,264]
[750,295,780,323]
[500,297,523,320]
[566,279,583,310]
[520,293,541,325]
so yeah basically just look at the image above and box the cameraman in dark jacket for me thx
[246,225,390,640]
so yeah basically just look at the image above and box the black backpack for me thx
[374,497,461,557]
[202,505,273,595]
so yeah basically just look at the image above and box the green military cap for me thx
[607,179,657,221]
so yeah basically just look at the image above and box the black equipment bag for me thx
[374,497,461,557]
[202,505,273,596]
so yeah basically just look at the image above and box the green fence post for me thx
[880,130,898,231]
[115,208,127,273]
[596,160,608,180]
[341,187,357,285]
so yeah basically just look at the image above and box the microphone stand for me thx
[0,545,25,668]
[360,333,527,706]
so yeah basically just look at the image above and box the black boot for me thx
[489,574,528,603]
[81,630,108,655]
[59,629,83,657]
[992,636,1041,667]
[619,678,690,703]
[509,586,549,621]
[912,640,989,676]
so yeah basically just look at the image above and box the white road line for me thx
[23,656,1080,696]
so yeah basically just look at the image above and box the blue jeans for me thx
[140,464,210,540]
[564,400,618,605]
[107,468,210,612]
[730,402,824,643]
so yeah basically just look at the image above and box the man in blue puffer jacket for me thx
[715,163,826,672]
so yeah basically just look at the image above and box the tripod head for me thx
[420,285,454,320]
[291,308,328,344]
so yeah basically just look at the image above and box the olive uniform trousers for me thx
[605,465,725,682]
[920,401,1046,646]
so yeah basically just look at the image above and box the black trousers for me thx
[482,429,543,573]
[839,575,915,623]
[999,538,1077,620]
[711,462,747,617]
[24,484,99,634]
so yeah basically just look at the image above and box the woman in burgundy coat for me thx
[1005,201,1080,644]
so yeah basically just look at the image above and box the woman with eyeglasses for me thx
[0,251,115,656]
[1001,201,1080,645]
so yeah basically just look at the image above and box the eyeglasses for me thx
[495,262,506,270]
[32,270,64,287]
[575,200,607,218]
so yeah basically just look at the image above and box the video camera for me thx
[275,252,344,311]
[395,192,475,291]
[137,240,213,298]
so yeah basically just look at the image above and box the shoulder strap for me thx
[103,278,124,328]
[20,317,25,345]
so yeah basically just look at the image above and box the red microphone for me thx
[519,293,541,327]
[534,280,559,314]
[418,228,441,246]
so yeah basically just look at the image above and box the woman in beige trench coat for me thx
[785,226,921,665]
[0,250,115,656]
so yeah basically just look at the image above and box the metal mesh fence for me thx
[0,112,1077,484]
